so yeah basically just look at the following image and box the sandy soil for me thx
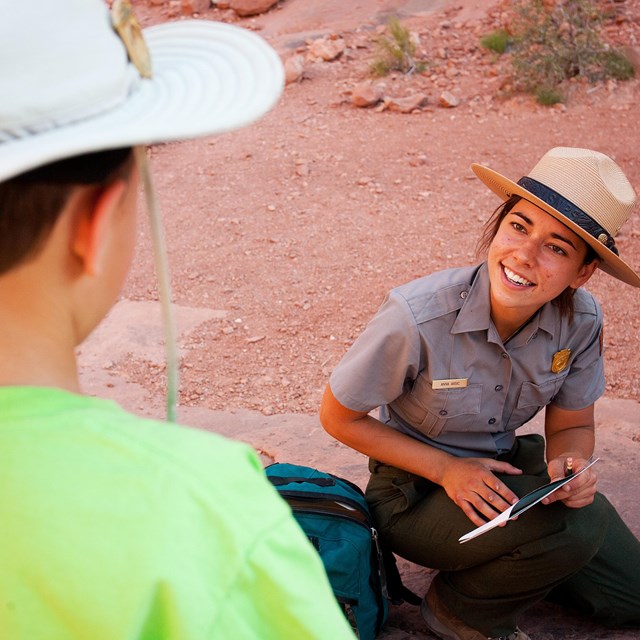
[102,0,640,417]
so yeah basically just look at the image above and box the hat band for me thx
[517,176,618,256]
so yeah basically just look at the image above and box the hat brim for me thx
[472,162,640,288]
[0,20,284,182]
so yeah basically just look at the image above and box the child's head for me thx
[0,0,283,404]
[1,0,284,276]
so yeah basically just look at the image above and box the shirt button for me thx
[439,410,448,416]
[460,291,468,299]
[495,385,503,391]
[502,353,509,359]
[488,418,496,425]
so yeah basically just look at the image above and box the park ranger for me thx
[321,147,640,640]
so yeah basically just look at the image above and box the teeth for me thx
[504,267,533,286]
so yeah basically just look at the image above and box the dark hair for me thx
[476,195,598,322]
[0,147,134,275]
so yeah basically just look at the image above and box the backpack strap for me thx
[382,550,421,606]
[267,476,335,487]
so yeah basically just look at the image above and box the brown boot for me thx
[420,584,530,640]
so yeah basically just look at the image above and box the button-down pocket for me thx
[391,376,483,438]
[508,377,564,430]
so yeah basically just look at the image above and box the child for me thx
[0,1,355,638]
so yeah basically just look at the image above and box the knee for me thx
[555,494,609,568]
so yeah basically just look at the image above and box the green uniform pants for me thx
[366,435,640,637]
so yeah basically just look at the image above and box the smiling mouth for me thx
[503,266,534,287]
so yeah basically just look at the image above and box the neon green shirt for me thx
[0,387,355,639]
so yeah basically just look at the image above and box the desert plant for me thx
[535,85,565,105]
[480,29,511,54]
[370,17,426,76]
[602,49,636,81]
[507,0,634,103]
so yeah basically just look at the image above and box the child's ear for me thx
[71,180,127,276]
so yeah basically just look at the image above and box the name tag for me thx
[432,378,468,390]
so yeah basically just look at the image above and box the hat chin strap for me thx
[517,176,618,256]
[134,146,179,422]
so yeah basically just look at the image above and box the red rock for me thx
[180,0,210,14]
[308,37,345,62]
[351,80,384,108]
[386,93,429,113]
[438,90,460,108]
[230,0,278,17]
[284,55,305,85]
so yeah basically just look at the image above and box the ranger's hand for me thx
[542,456,597,508]
[441,457,522,527]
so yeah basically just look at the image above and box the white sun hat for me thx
[0,0,284,182]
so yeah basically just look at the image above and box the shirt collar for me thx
[451,262,559,343]
[451,262,492,334]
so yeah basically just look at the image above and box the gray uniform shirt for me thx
[330,263,605,458]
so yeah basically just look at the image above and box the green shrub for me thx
[535,86,565,105]
[507,0,634,101]
[602,49,636,81]
[370,17,426,76]
[480,29,511,54]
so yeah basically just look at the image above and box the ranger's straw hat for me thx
[472,147,639,287]
[0,0,284,182]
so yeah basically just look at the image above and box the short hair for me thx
[476,195,598,322]
[0,147,133,275]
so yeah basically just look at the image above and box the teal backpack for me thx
[266,463,418,639]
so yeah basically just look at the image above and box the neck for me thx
[0,270,81,392]
[491,310,535,344]
[0,325,81,392]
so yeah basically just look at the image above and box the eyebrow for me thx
[510,211,578,251]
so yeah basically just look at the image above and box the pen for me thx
[564,457,574,477]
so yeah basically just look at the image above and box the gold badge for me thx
[551,348,571,374]
[112,0,152,79]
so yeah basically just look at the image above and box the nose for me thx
[512,236,538,266]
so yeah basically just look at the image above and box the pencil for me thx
[564,457,574,477]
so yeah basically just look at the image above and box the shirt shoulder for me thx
[109,411,287,523]
[572,287,602,319]
[392,264,481,325]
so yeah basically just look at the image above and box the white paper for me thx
[459,456,599,544]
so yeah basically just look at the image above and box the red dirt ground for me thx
[117,0,640,417]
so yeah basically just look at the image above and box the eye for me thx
[510,221,526,233]
[548,244,567,256]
